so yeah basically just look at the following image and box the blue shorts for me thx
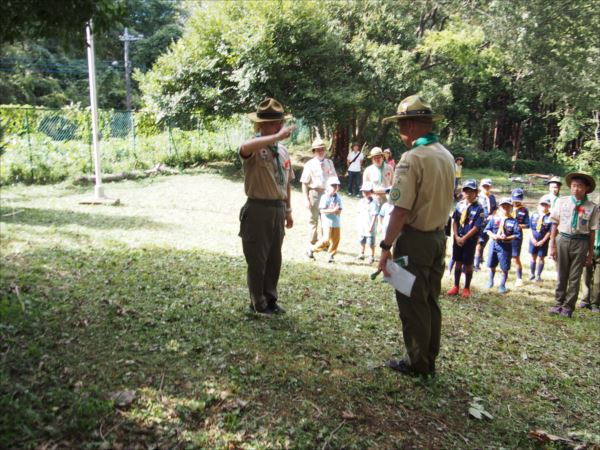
[452,238,477,266]
[478,230,490,246]
[529,240,549,257]
[511,239,523,258]
[359,235,375,248]
[487,242,511,271]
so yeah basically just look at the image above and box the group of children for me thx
[448,178,555,297]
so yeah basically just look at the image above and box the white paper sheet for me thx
[383,259,416,297]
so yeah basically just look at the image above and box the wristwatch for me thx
[379,240,392,251]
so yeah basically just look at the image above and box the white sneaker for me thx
[367,256,374,264]
[515,278,524,287]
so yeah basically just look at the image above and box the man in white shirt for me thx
[346,142,364,197]
[300,138,338,246]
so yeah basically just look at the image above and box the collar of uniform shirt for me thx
[412,132,439,148]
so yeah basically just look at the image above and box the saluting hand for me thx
[276,124,296,141]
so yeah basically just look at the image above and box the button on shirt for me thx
[452,201,485,238]
[485,216,522,245]
[319,193,342,228]
[241,142,293,200]
[300,157,337,190]
[388,142,455,231]
[551,196,599,235]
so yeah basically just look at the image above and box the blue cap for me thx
[499,197,513,206]
[511,188,524,201]
[539,195,552,205]
[480,178,493,187]
[462,179,478,191]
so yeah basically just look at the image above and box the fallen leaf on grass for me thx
[528,429,576,446]
[109,390,136,407]
[221,399,248,412]
[468,400,493,420]
[341,410,358,420]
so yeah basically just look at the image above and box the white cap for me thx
[327,177,341,186]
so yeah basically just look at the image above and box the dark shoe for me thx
[549,305,562,315]
[247,304,274,316]
[560,307,573,318]
[328,255,334,263]
[268,301,286,314]
[386,359,435,379]
[579,302,592,310]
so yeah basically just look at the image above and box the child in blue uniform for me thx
[475,178,497,271]
[447,179,485,298]
[528,196,552,281]
[484,197,522,293]
[511,188,530,286]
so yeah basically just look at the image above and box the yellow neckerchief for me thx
[460,199,478,226]
[536,211,549,232]
[510,204,524,219]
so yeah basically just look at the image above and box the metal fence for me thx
[0,106,311,184]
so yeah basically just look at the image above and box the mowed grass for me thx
[1,166,599,449]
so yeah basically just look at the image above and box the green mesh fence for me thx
[0,106,311,185]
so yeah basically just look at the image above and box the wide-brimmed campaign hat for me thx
[247,98,292,123]
[565,172,596,193]
[383,95,444,123]
[368,147,384,158]
[311,137,326,150]
[548,176,562,186]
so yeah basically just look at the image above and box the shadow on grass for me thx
[1,246,599,448]
[0,207,166,230]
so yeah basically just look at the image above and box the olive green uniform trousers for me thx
[555,235,589,310]
[393,228,446,375]
[580,254,600,307]
[239,200,286,311]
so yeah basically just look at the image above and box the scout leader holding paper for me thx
[378,95,454,379]
[239,98,295,316]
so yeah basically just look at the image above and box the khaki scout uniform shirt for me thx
[241,142,294,200]
[363,163,394,192]
[300,157,336,190]
[550,196,599,234]
[388,142,455,231]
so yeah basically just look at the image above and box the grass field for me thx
[1,165,599,449]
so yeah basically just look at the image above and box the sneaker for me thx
[367,256,374,264]
[328,255,334,263]
[498,285,507,294]
[446,286,460,296]
[560,307,573,318]
[306,247,314,259]
[535,277,542,282]
[474,265,480,272]
[529,275,536,281]
[485,280,494,289]
[549,305,562,315]
[579,302,592,310]
[515,278,524,287]
[461,288,471,298]
[356,253,365,260]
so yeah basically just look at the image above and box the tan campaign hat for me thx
[383,95,444,123]
[565,172,596,193]
[548,176,562,186]
[368,147,384,158]
[247,98,292,123]
[311,137,326,150]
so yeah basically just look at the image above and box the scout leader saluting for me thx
[510,188,530,286]
[447,179,485,298]
[378,95,454,379]
[549,172,598,318]
[528,195,553,282]
[239,98,295,316]
[484,197,522,294]
[300,137,337,248]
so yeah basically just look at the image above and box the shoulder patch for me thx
[390,188,401,202]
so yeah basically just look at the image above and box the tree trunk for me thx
[511,121,523,174]
[331,123,350,169]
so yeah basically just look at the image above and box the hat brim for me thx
[247,113,292,123]
[382,113,444,124]
[367,152,384,159]
[565,172,596,193]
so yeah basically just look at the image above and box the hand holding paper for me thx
[383,259,416,297]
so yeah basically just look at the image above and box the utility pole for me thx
[119,27,143,111]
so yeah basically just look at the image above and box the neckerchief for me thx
[376,164,383,185]
[536,212,546,233]
[413,132,439,148]
[460,200,477,227]
[511,205,524,220]
[570,195,588,230]
[268,143,285,186]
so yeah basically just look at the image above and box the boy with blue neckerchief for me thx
[484,197,522,293]
[447,179,485,298]
[474,178,497,271]
[528,196,553,281]
[511,188,530,286]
